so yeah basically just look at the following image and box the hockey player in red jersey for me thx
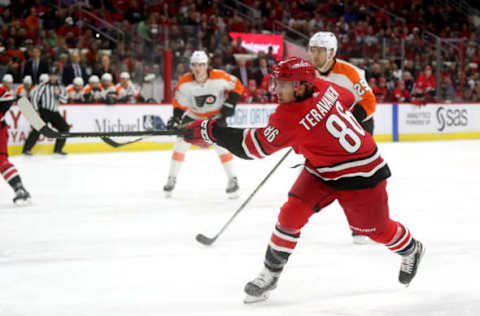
[184,57,425,303]
[0,76,32,204]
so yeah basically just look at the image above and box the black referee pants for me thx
[23,108,70,153]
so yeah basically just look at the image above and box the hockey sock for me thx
[1,161,22,191]
[214,145,236,179]
[167,138,190,178]
[264,224,300,272]
[370,221,415,256]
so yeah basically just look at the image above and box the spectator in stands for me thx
[254,57,270,86]
[94,55,117,84]
[473,82,480,102]
[437,77,457,102]
[6,56,22,82]
[16,76,33,101]
[231,58,253,87]
[369,63,382,81]
[66,77,85,103]
[463,86,475,102]
[23,47,49,85]
[390,80,411,103]
[261,46,274,64]
[241,79,265,103]
[373,77,389,102]
[62,50,87,86]
[402,71,415,93]
[414,65,436,102]
[232,37,248,55]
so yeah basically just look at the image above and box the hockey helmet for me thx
[2,74,13,83]
[101,73,113,82]
[39,73,49,83]
[73,77,84,86]
[190,51,208,65]
[271,57,316,83]
[120,72,130,79]
[23,75,33,85]
[89,75,100,84]
[308,31,338,55]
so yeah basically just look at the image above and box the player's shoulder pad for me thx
[209,69,235,81]
[333,59,366,81]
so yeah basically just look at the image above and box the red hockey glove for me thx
[184,119,217,148]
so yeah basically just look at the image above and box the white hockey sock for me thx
[167,138,190,178]
[214,144,236,179]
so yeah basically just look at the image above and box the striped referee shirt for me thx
[31,82,67,112]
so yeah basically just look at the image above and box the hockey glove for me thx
[167,116,182,129]
[184,119,217,148]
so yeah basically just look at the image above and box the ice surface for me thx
[1,140,480,316]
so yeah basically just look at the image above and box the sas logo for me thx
[436,107,468,132]
[194,94,217,108]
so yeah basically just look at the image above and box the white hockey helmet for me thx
[39,73,49,83]
[120,72,130,79]
[190,50,208,65]
[101,73,113,82]
[73,77,84,86]
[89,75,100,84]
[2,74,13,83]
[308,31,338,56]
[23,75,32,85]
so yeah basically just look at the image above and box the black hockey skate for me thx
[13,187,31,205]
[163,176,176,198]
[399,239,425,286]
[244,267,280,304]
[226,177,239,199]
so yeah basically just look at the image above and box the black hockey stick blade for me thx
[195,233,216,246]
[101,136,144,148]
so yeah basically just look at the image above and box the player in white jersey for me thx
[163,51,243,198]
[309,31,378,245]
[100,73,116,104]
[309,32,376,135]
[66,77,85,103]
[16,76,34,100]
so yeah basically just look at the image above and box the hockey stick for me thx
[17,97,184,138]
[196,148,293,246]
[101,136,146,148]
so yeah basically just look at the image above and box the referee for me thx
[22,67,70,155]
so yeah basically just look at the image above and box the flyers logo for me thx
[194,94,216,108]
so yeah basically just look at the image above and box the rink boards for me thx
[5,102,480,155]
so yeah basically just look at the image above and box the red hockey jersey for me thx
[237,80,390,189]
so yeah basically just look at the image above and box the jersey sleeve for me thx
[212,108,295,160]
[339,63,377,117]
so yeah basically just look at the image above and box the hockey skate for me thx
[163,176,176,198]
[399,240,425,287]
[13,187,31,205]
[243,267,280,304]
[226,176,239,199]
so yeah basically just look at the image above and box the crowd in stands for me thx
[0,0,480,104]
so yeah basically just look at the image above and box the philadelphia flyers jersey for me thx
[315,59,376,118]
[214,79,390,190]
[173,69,243,120]
[0,84,15,121]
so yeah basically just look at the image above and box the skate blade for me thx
[352,235,372,245]
[164,191,173,199]
[243,292,270,304]
[227,192,239,199]
[14,198,32,206]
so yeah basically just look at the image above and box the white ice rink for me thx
[1,140,480,316]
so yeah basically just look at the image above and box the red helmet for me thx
[271,57,316,83]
